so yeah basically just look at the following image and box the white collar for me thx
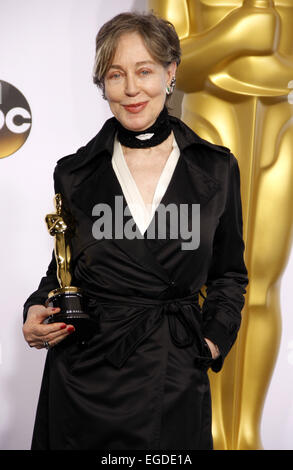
[112,134,180,235]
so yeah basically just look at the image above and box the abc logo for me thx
[0,80,32,159]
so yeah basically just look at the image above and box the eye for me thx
[139,69,151,76]
[108,71,122,80]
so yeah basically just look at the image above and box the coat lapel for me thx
[67,116,225,285]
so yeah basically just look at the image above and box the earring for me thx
[170,76,176,91]
[166,76,176,95]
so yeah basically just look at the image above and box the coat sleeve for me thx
[201,152,249,372]
[22,251,59,323]
[22,165,63,323]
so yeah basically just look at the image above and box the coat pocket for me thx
[193,350,215,370]
[192,318,215,370]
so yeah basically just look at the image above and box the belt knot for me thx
[163,301,195,348]
[165,301,180,314]
[103,292,200,369]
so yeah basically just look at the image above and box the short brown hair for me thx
[92,11,181,93]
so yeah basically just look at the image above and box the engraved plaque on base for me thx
[43,286,94,340]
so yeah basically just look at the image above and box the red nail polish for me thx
[60,324,67,329]
[67,326,75,333]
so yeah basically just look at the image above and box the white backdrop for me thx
[0,0,292,450]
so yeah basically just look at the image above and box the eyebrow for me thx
[108,60,156,70]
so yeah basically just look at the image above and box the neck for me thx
[116,106,171,149]
[121,131,174,156]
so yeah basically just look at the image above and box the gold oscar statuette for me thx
[43,193,95,340]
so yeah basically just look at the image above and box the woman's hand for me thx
[22,305,75,350]
[204,337,220,360]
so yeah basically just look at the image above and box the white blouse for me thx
[112,133,180,235]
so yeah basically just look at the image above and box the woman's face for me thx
[104,32,176,132]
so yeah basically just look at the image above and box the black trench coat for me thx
[23,115,249,450]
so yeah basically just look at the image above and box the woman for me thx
[22,12,248,450]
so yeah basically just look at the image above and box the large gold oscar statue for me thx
[149,0,293,450]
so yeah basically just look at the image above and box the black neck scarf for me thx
[116,106,171,149]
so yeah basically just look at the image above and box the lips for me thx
[123,102,148,113]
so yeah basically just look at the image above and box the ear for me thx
[166,61,177,84]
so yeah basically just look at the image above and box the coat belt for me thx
[91,291,203,369]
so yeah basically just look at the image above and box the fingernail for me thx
[52,308,59,311]
[60,324,67,329]
[67,326,75,333]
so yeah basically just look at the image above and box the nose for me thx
[124,73,139,96]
